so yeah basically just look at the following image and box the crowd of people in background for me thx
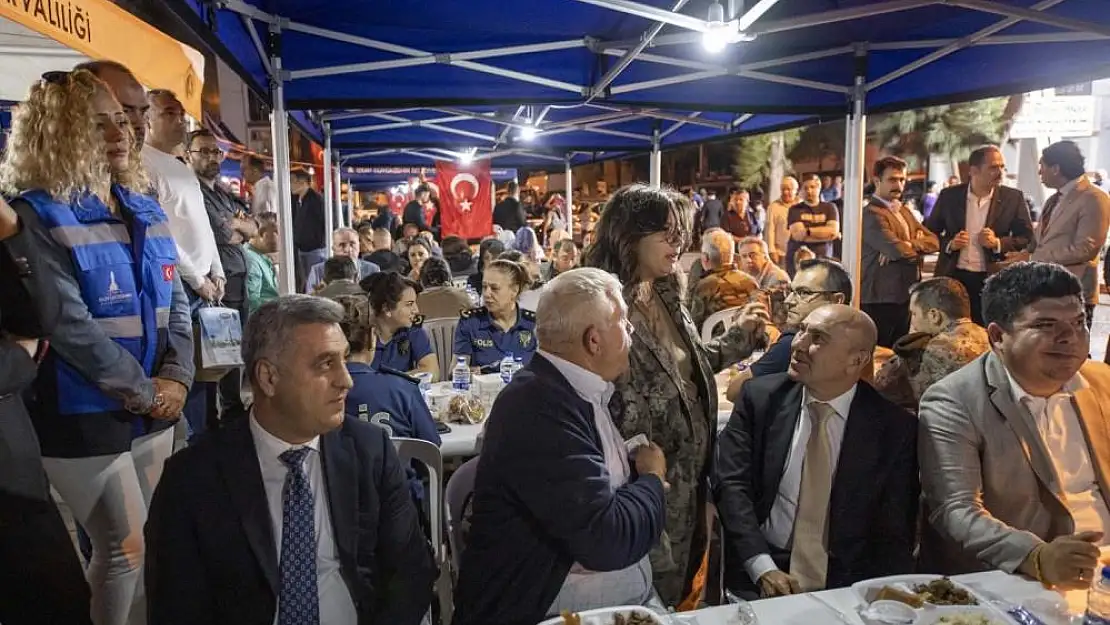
[8,53,1110,625]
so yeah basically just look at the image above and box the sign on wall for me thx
[1009,96,1097,139]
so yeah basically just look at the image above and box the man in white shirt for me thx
[145,295,436,625]
[764,177,797,268]
[919,261,1110,588]
[241,154,277,215]
[716,304,919,598]
[304,228,380,294]
[142,89,225,303]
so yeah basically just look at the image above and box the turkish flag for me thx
[435,160,493,239]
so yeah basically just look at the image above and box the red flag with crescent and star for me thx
[435,160,493,239]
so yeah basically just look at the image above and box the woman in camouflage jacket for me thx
[585,184,768,608]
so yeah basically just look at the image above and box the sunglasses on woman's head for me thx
[41,71,69,86]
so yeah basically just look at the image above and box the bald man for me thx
[765,176,798,267]
[715,304,919,599]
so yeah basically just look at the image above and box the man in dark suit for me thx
[861,156,939,348]
[146,295,435,625]
[454,268,667,625]
[925,145,1033,324]
[715,304,919,599]
[0,198,92,624]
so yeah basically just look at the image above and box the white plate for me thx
[912,605,1010,625]
[536,605,670,625]
[851,574,984,608]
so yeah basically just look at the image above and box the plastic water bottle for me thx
[499,356,515,384]
[1084,566,1110,624]
[465,284,479,305]
[452,356,471,392]
[513,355,523,375]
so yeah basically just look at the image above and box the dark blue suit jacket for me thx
[145,416,436,625]
[453,353,666,625]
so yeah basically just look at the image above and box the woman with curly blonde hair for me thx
[2,69,193,625]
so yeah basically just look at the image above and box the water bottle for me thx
[513,355,524,375]
[452,356,471,392]
[1084,566,1110,624]
[499,355,514,384]
[465,284,479,305]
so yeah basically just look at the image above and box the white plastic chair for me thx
[444,457,480,577]
[393,437,452,622]
[700,305,745,343]
[422,317,459,383]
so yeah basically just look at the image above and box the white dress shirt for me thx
[142,144,224,288]
[249,416,357,625]
[251,175,278,215]
[538,351,655,613]
[1007,371,1110,537]
[744,384,858,583]
[956,188,994,272]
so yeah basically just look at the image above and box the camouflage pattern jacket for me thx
[609,275,765,606]
[874,320,990,411]
[689,265,761,331]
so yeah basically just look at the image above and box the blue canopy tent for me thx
[169,0,1110,295]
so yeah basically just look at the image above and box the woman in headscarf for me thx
[583,184,768,609]
[1,69,193,625]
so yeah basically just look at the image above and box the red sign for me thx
[435,160,493,239]
[161,264,175,282]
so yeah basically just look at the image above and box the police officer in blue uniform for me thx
[364,271,440,379]
[334,294,441,500]
[454,258,538,373]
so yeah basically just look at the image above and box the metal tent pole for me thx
[649,129,662,189]
[333,159,344,227]
[268,26,296,295]
[323,123,335,251]
[841,44,868,308]
[564,155,574,236]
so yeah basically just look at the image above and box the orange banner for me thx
[0,0,204,118]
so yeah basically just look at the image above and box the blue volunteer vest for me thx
[22,185,178,416]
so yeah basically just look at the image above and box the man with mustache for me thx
[919,262,1110,585]
[715,304,918,599]
[925,146,1033,325]
[860,156,939,348]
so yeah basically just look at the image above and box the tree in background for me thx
[868,97,1014,174]
[732,129,801,194]
[788,122,847,172]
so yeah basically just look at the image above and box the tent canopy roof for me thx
[175,0,1110,166]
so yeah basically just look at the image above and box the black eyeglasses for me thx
[41,71,69,86]
[189,148,225,159]
[784,287,839,300]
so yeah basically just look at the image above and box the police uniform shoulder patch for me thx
[521,309,537,322]
[411,314,425,328]
[461,306,488,319]
[378,366,420,384]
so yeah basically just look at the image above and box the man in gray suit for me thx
[919,262,1110,589]
[1025,141,1110,327]
[861,156,939,348]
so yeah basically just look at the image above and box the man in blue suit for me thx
[454,268,668,625]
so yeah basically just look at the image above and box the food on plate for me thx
[558,610,657,625]
[446,393,485,424]
[935,612,1003,625]
[911,578,978,606]
[872,585,926,608]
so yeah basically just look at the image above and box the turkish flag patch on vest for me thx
[162,264,175,282]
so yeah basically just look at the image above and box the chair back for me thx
[700,305,745,342]
[444,457,480,575]
[393,438,452,621]
[451,276,469,289]
[423,317,459,382]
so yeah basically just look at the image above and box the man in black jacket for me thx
[715,304,918,599]
[146,296,435,625]
[454,268,667,625]
[925,146,1033,324]
[0,198,92,624]
[291,169,327,291]
[492,180,527,232]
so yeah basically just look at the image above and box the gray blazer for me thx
[860,199,939,305]
[918,351,1110,574]
[1029,176,1110,304]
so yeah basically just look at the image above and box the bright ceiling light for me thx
[703,1,742,53]
[459,149,475,165]
[519,125,539,141]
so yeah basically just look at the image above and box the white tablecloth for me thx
[439,371,738,458]
[681,570,1081,625]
